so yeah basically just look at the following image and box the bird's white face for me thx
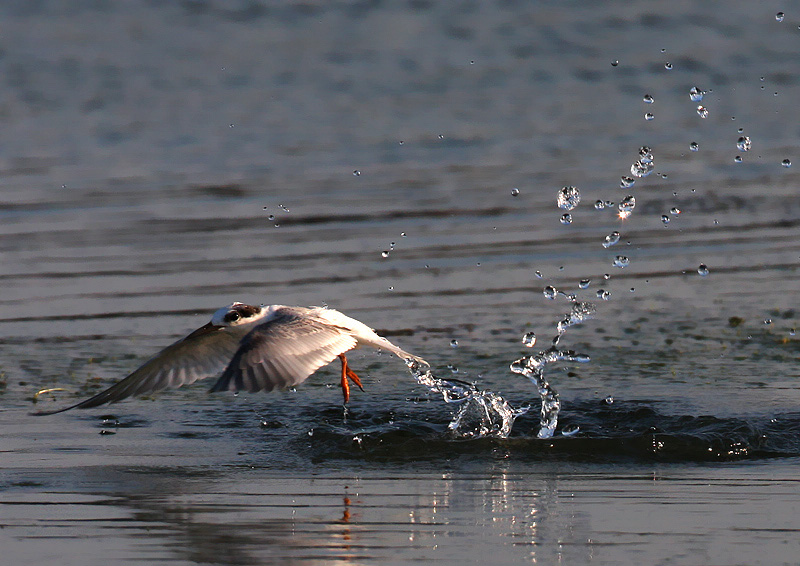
[211,302,264,327]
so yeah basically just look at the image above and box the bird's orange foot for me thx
[338,354,364,403]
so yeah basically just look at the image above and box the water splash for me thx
[406,360,528,439]
[509,301,595,439]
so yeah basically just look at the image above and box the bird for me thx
[33,302,427,415]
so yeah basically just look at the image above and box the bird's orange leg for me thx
[338,353,364,403]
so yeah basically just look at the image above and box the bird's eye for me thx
[224,311,241,323]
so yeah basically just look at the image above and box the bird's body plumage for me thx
[34,303,425,415]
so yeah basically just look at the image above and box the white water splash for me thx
[407,300,594,440]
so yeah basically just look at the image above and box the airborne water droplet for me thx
[697,106,709,118]
[698,264,709,276]
[450,339,459,348]
[381,251,389,258]
[557,186,581,210]
[776,11,785,22]
[596,289,610,300]
[644,112,654,121]
[631,160,654,178]
[543,286,558,299]
[670,207,681,215]
[602,231,621,248]
[353,170,361,176]
[734,155,743,163]
[618,195,636,219]
[643,94,654,103]
[560,213,573,225]
[612,255,630,268]
[594,200,606,210]
[782,159,792,168]
[661,214,670,224]
[620,176,635,188]
[689,141,699,152]
[737,136,751,151]
[511,188,520,196]
[579,278,591,289]
[522,332,537,347]
[664,62,673,70]
[689,86,705,102]
[535,270,543,279]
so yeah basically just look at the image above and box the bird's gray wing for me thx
[33,322,242,415]
[210,311,358,393]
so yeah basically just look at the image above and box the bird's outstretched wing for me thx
[33,322,242,415]
[210,310,358,393]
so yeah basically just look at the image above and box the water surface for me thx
[2,1,800,564]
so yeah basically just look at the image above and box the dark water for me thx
[3,1,800,564]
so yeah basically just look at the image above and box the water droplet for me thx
[522,332,537,347]
[690,86,705,102]
[381,251,390,258]
[612,255,630,268]
[689,141,699,152]
[353,169,361,176]
[737,136,751,151]
[790,328,796,336]
[620,176,635,188]
[594,200,606,210]
[279,204,290,213]
[670,207,681,215]
[661,214,670,224]
[604,396,614,405]
[603,273,610,280]
[782,159,792,168]
[764,318,773,325]
[579,278,591,289]
[631,160,654,178]
[388,286,394,290]
[734,155,743,163]
[511,187,520,197]
[596,289,610,300]
[618,195,636,219]
[535,270,543,279]
[401,232,407,237]
[450,339,459,348]
[268,214,275,220]
[543,286,558,300]
[438,134,445,139]
[447,364,459,373]
[776,11,785,22]
[697,106,709,119]
[698,264,709,276]
[611,60,619,67]
[399,140,404,145]
[557,185,581,210]
[603,231,621,248]
[643,94,654,103]
[639,146,653,162]
[644,112,654,121]
[560,213,573,225]
[664,62,673,70]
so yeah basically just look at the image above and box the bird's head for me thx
[211,302,264,327]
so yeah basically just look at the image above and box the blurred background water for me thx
[2,1,800,564]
